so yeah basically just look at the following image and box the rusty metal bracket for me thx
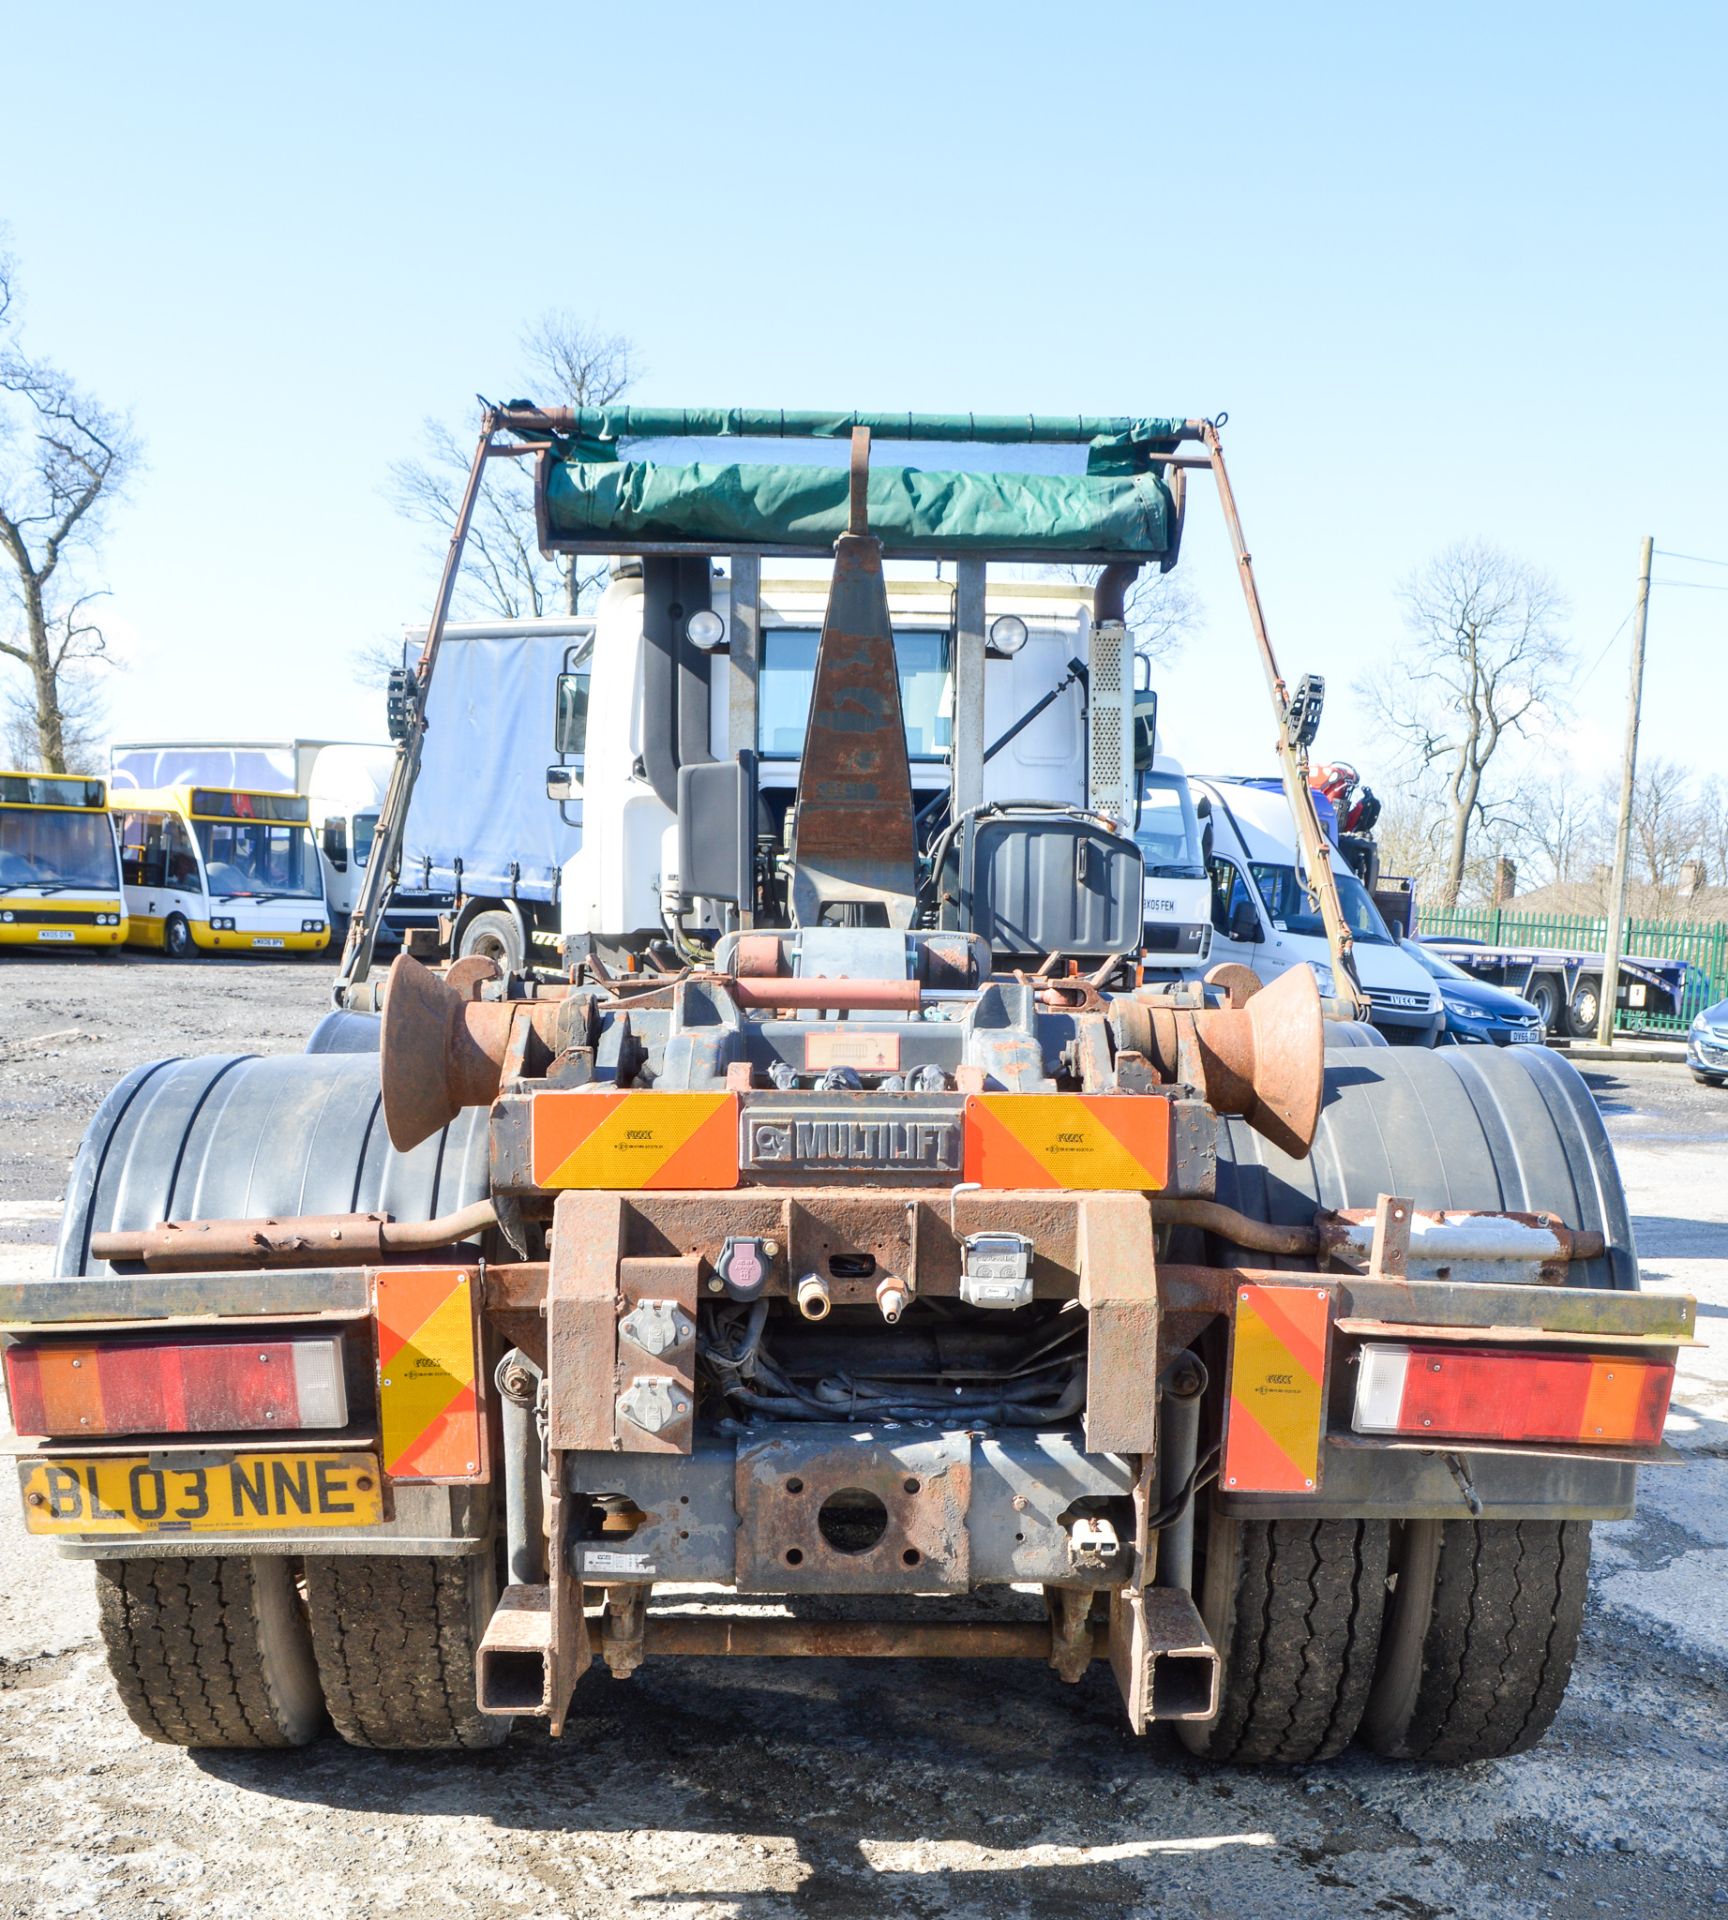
[1078,1193,1159,1455]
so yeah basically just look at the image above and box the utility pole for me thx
[1596,536,1655,1047]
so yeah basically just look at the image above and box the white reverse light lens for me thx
[989,614,1029,656]
[686,609,727,651]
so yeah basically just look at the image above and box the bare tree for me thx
[1361,541,1571,909]
[1507,771,1608,892]
[0,247,139,771]
[1625,755,1702,896]
[383,313,637,644]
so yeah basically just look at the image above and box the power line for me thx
[1649,579,1728,591]
[1573,600,1639,695]
[1655,548,1728,569]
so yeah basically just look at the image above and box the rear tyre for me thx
[94,1555,323,1748]
[1178,1509,1389,1764]
[304,1553,509,1749]
[1361,1519,1591,1763]
[1567,977,1603,1039]
[163,913,195,960]
[457,910,525,975]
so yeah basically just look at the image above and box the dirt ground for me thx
[1,955,1725,1920]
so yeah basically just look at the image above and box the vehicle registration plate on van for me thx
[253,937,285,948]
[35,930,74,942]
[19,1452,383,1535]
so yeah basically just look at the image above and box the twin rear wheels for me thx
[94,1552,505,1751]
[95,1516,1591,1763]
[1182,1508,1592,1765]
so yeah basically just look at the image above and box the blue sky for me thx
[2,1,1724,784]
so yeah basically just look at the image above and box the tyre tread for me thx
[1390,1519,1590,1763]
[94,1556,315,1748]
[1191,1516,1388,1764]
[305,1555,504,1750]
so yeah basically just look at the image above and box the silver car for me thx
[1687,998,1728,1087]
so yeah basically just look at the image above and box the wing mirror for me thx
[1229,899,1262,944]
[546,765,579,803]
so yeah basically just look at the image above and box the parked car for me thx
[1407,939,1547,1046]
[1688,998,1728,1086]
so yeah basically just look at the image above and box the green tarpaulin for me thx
[527,408,1188,557]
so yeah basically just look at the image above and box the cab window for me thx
[1209,857,1261,939]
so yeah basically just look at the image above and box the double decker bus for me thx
[113,786,331,957]
[0,772,127,951]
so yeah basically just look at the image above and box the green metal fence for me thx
[1417,908,1728,1033]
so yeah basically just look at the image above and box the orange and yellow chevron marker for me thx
[375,1268,483,1482]
[962,1094,1171,1191]
[531,1091,739,1190]
[1224,1284,1332,1494]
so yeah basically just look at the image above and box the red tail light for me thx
[1353,1343,1673,1448]
[4,1336,348,1438]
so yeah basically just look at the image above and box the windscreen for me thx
[1251,863,1392,943]
[758,627,953,759]
[0,806,120,891]
[1135,772,1205,879]
[194,819,322,899]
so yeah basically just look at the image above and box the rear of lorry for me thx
[0,409,1690,1767]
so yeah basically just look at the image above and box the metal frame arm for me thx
[1200,421,1369,1018]
[334,409,504,999]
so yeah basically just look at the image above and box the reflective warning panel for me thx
[375,1268,483,1483]
[531,1091,740,1190]
[1224,1285,1331,1495]
[962,1094,1172,1191]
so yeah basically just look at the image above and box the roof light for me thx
[686,609,727,651]
[988,614,1029,657]
[1353,1343,1672,1449]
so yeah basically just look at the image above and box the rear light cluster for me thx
[1354,1343,1673,1449]
[4,1336,348,1438]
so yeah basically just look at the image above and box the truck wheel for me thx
[1360,1519,1591,1763]
[1178,1509,1388,1764]
[163,913,196,960]
[304,1554,508,1749]
[1528,973,1562,1032]
[457,910,524,974]
[1567,977,1603,1039]
[93,1555,323,1748]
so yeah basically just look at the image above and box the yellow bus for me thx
[113,786,331,957]
[0,772,127,951]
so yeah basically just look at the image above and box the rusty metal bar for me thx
[90,1201,498,1272]
[638,1615,1106,1660]
[1149,1197,1316,1256]
[337,407,502,998]
[728,976,923,1011]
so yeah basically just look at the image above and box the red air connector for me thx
[1353,1343,1673,1449]
[4,1336,348,1438]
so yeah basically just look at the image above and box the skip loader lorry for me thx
[0,408,1690,1765]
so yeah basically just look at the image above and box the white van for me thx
[1192,776,1443,1044]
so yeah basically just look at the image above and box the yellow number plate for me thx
[18,1452,383,1536]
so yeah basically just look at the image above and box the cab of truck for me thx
[1194,775,1443,1043]
[551,564,1211,976]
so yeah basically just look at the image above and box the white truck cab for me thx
[555,564,1212,973]
[1193,775,1443,1044]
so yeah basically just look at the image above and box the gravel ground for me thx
[0,955,1724,1920]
